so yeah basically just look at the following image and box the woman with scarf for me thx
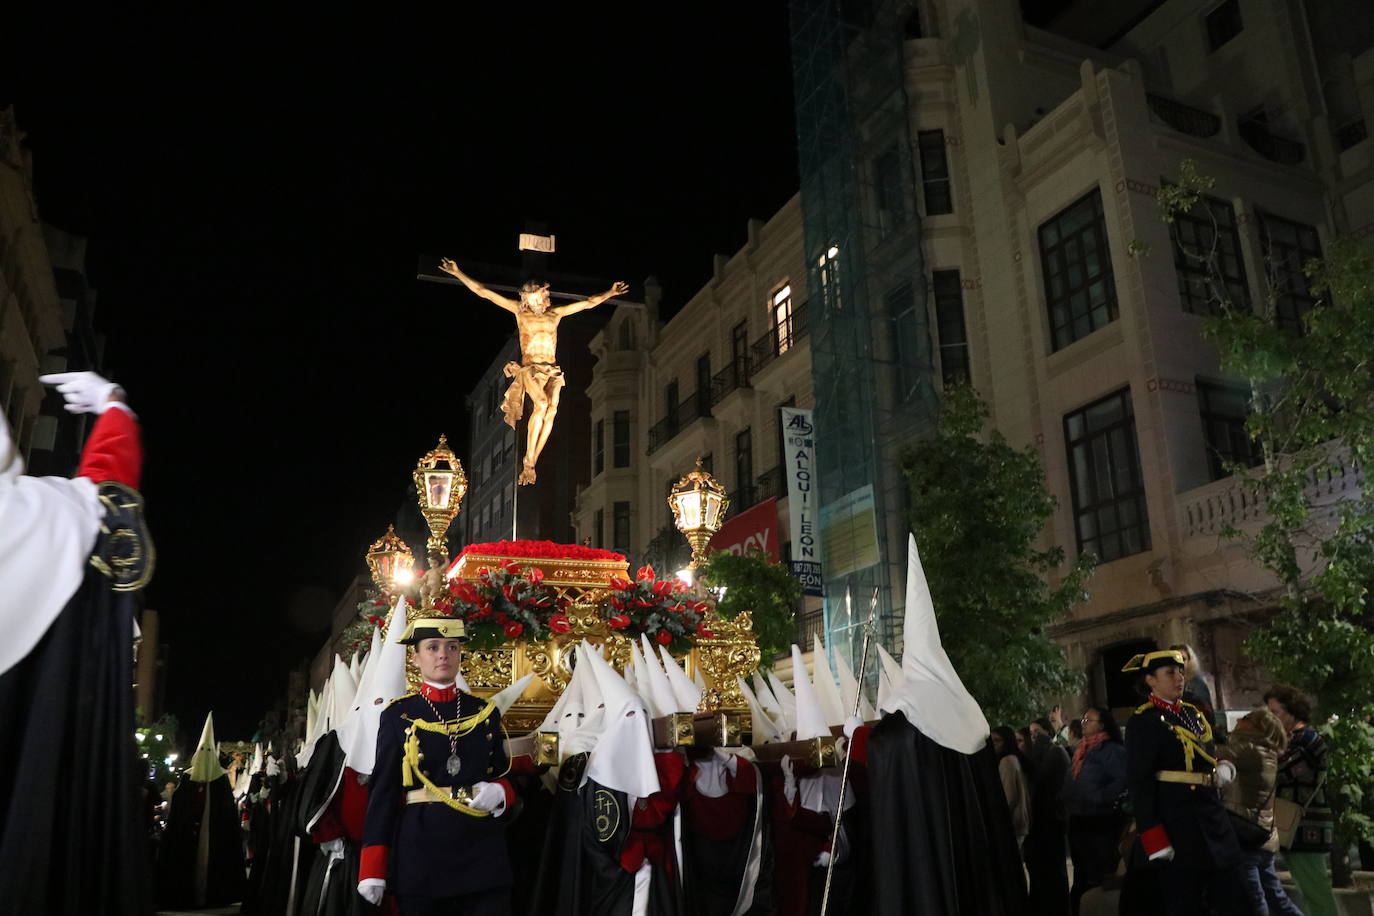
[1061,706,1126,916]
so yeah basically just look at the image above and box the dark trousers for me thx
[1160,864,1244,916]
[1023,824,1070,916]
[399,888,511,916]
[1067,814,1121,916]
[1232,848,1305,916]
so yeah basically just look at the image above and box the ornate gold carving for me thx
[463,649,514,690]
[535,732,560,766]
[693,609,760,711]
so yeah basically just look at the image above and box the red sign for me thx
[709,498,780,562]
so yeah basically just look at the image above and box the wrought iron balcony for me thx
[727,485,759,511]
[646,390,708,455]
[794,608,825,649]
[1146,93,1221,139]
[1238,119,1305,166]
[709,357,753,406]
[749,302,811,377]
[755,465,785,503]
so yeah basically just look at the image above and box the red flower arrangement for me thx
[455,540,628,563]
[605,564,712,655]
[443,561,567,651]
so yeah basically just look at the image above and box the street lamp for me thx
[668,457,730,571]
[414,435,467,563]
[366,524,415,593]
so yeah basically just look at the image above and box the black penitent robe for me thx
[247,769,312,916]
[527,753,636,916]
[507,768,556,916]
[157,773,247,908]
[866,711,1027,916]
[0,567,155,915]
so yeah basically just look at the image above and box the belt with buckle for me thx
[406,786,474,805]
[1156,769,1214,786]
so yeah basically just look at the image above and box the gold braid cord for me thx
[1172,710,1217,772]
[401,701,502,816]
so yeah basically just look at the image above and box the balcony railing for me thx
[646,390,708,455]
[1238,119,1306,166]
[1178,448,1363,539]
[755,465,785,503]
[1336,118,1368,152]
[750,302,811,377]
[794,608,825,649]
[1146,93,1221,139]
[709,357,752,406]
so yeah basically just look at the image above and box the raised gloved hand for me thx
[38,371,124,414]
[1148,845,1176,862]
[781,754,797,806]
[468,780,508,816]
[842,714,864,740]
[1215,760,1237,790]
[357,877,385,905]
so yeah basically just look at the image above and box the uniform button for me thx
[487,767,494,774]
[485,732,492,740]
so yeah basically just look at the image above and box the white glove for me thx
[357,877,385,904]
[468,780,507,816]
[843,714,864,740]
[1215,760,1236,789]
[781,754,797,806]
[1148,845,1176,862]
[39,371,123,414]
[814,850,832,867]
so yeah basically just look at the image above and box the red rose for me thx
[549,613,572,634]
[696,623,714,638]
[502,584,516,601]
[652,580,674,598]
[504,620,524,638]
[610,577,633,591]
[434,600,453,613]
[608,614,631,629]
[636,565,656,582]
[672,579,689,594]
[656,630,673,645]
[524,566,545,585]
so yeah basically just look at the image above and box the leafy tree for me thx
[1156,162,1374,868]
[135,712,182,787]
[701,548,802,667]
[901,387,1093,726]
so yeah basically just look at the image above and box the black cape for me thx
[866,711,1027,916]
[157,772,247,907]
[0,566,155,915]
[528,754,635,916]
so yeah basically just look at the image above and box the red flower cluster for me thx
[444,561,567,651]
[457,539,628,563]
[605,564,713,654]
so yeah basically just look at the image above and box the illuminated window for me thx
[771,284,794,354]
[818,246,841,310]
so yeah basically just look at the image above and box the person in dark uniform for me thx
[358,617,516,915]
[1121,649,1240,914]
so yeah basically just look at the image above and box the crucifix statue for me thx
[439,258,628,484]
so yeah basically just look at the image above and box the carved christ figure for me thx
[438,258,629,484]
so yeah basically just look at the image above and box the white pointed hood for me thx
[834,646,877,722]
[627,639,661,719]
[584,646,660,800]
[638,635,679,721]
[752,673,784,724]
[304,689,319,744]
[876,643,904,715]
[657,644,702,714]
[348,650,361,685]
[893,534,989,753]
[538,659,577,733]
[327,654,357,732]
[765,671,798,736]
[359,625,383,685]
[0,416,103,677]
[576,642,607,738]
[738,676,783,744]
[811,634,847,727]
[693,667,707,691]
[337,596,410,775]
[188,711,226,783]
[297,677,334,769]
[790,645,831,741]
[554,655,589,751]
[492,673,536,715]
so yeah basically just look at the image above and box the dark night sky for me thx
[7,6,799,740]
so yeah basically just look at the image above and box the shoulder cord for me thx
[401,701,499,816]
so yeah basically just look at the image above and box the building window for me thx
[594,508,604,548]
[612,501,631,554]
[613,410,631,468]
[1040,188,1117,350]
[1064,389,1150,562]
[1170,194,1248,315]
[594,419,605,475]
[873,145,910,236]
[696,353,712,414]
[735,427,754,506]
[932,270,971,387]
[818,245,842,311]
[731,320,750,384]
[885,281,922,402]
[1256,210,1322,333]
[771,284,795,355]
[1205,0,1242,51]
[1197,381,1262,480]
[917,130,953,215]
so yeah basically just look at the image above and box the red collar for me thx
[419,682,458,702]
[1149,694,1183,716]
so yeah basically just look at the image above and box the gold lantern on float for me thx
[668,457,730,572]
[365,524,415,594]
[413,435,467,563]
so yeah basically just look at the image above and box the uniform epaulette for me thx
[1180,700,1202,715]
[1135,701,1154,715]
[384,691,418,710]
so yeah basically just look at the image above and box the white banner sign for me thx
[781,407,823,596]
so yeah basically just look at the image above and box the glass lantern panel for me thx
[677,491,703,529]
[425,472,455,509]
[705,492,727,528]
[376,553,396,580]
